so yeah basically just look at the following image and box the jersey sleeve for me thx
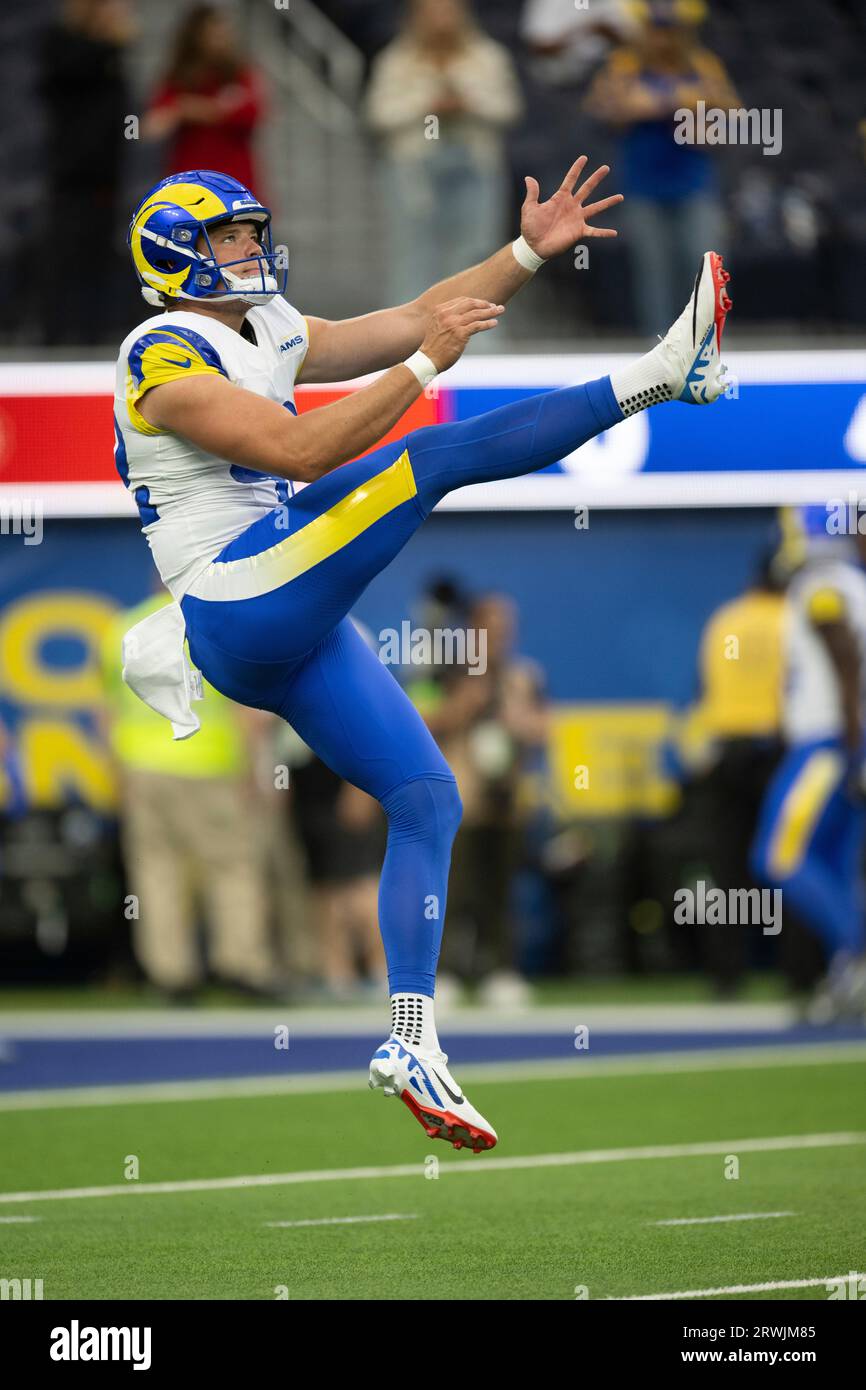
[125,325,228,434]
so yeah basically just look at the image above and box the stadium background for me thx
[0,0,865,1306]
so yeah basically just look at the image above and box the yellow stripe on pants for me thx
[767,749,843,878]
[188,449,418,603]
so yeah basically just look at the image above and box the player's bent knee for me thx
[380,774,463,847]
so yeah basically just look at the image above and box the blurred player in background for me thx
[751,507,866,1023]
[688,550,786,996]
[115,157,730,1153]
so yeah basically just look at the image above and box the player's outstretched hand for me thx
[520,155,624,260]
[420,297,504,372]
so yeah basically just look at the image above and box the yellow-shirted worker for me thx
[100,592,277,998]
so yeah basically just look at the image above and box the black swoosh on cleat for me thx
[691,258,704,348]
[432,1069,465,1106]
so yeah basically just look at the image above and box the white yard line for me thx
[0,1131,862,1206]
[653,1212,794,1226]
[616,1274,865,1300]
[263,1213,417,1229]
[1,1041,865,1113]
[0,1215,40,1223]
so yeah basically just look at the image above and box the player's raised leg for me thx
[184,250,732,658]
[407,249,732,515]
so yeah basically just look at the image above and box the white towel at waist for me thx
[121,601,203,740]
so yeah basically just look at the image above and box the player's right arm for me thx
[135,297,503,483]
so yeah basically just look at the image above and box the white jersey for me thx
[114,297,309,599]
[783,556,866,742]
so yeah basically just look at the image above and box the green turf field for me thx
[2,1054,864,1300]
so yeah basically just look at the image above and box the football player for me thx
[117,162,731,1151]
[752,507,866,1022]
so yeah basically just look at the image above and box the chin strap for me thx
[217,265,280,304]
[140,274,280,309]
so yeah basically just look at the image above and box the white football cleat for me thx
[805,952,866,1025]
[369,1037,498,1153]
[660,250,732,405]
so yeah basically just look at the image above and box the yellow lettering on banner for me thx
[0,594,118,707]
[549,704,678,818]
[19,719,116,810]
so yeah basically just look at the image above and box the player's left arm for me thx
[297,155,622,384]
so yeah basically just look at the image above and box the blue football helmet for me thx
[775,504,856,577]
[127,169,287,307]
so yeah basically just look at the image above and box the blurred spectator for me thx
[366,0,523,305]
[684,551,786,994]
[36,0,136,344]
[288,750,387,999]
[584,0,738,333]
[100,591,280,1002]
[520,0,635,91]
[400,575,472,691]
[421,593,549,1004]
[142,3,266,194]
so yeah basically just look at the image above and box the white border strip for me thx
[433,470,866,511]
[446,351,866,388]
[5,471,866,518]
[1,351,863,395]
[0,362,115,395]
[0,485,138,517]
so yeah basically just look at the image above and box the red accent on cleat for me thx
[398,1091,497,1152]
[707,250,733,352]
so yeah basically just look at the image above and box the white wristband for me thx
[404,350,438,389]
[512,235,546,273]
